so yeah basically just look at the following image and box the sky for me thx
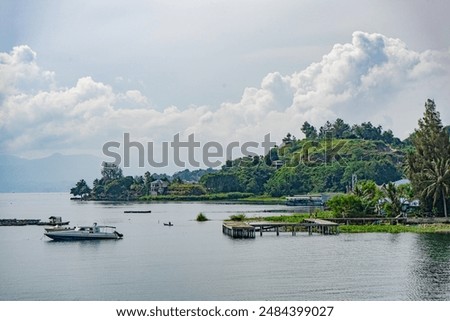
[1,0,450,172]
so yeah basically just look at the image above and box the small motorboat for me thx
[44,223,123,241]
[163,222,173,227]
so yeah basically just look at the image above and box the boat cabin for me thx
[49,216,63,224]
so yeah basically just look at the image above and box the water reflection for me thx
[408,233,450,300]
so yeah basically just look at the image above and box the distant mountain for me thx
[0,153,102,192]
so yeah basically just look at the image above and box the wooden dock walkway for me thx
[223,219,339,238]
[222,222,256,238]
[302,219,339,235]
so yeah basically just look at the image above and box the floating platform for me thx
[0,219,41,226]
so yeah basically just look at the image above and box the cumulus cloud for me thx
[1,32,449,163]
[0,45,55,99]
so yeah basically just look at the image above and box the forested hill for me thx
[199,136,407,197]
[68,100,449,215]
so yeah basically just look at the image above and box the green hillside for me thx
[200,137,406,197]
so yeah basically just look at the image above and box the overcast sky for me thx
[1,0,450,171]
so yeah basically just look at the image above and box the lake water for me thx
[1,193,449,301]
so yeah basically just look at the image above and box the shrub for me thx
[196,212,208,222]
[327,194,364,218]
[229,213,246,221]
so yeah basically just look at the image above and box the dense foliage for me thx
[200,137,403,197]
[70,101,448,220]
[406,99,450,217]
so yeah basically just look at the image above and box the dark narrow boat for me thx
[37,216,70,226]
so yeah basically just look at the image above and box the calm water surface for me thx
[1,193,449,301]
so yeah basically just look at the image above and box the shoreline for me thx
[72,195,286,205]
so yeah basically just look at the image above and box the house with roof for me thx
[150,179,169,195]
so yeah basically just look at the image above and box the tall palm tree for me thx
[382,182,403,217]
[421,156,450,218]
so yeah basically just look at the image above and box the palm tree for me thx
[421,156,450,218]
[353,180,380,215]
[382,182,403,217]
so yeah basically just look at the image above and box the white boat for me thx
[44,225,74,232]
[44,223,123,241]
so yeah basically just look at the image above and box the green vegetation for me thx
[228,214,247,221]
[70,179,91,199]
[406,99,450,217]
[196,212,208,222]
[72,122,405,201]
[70,99,449,220]
[339,224,450,234]
[140,192,254,202]
[245,212,450,233]
[255,211,335,223]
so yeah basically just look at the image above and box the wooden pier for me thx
[223,219,339,238]
[222,222,256,238]
[302,219,339,235]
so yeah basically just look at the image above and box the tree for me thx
[264,165,312,197]
[421,156,450,217]
[354,180,381,215]
[70,179,91,199]
[101,162,123,181]
[200,172,242,193]
[301,121,318,139]
[143,171,152,193]
[327,194,364,218]
[382,182,403,217]
[332,118,351,139]
[264,147,279,166]
[319,121,333,138]
[407,99,450,217]
[282,132,293,145]
[352,122,382,140]
[381,129,394,144]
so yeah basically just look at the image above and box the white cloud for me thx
[1,32,449,164]
[0,45,55,98]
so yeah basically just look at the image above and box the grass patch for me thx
[228,214,247,221]
[244,211,450,234]
[339,224,450,233]
[260,211,335,223]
